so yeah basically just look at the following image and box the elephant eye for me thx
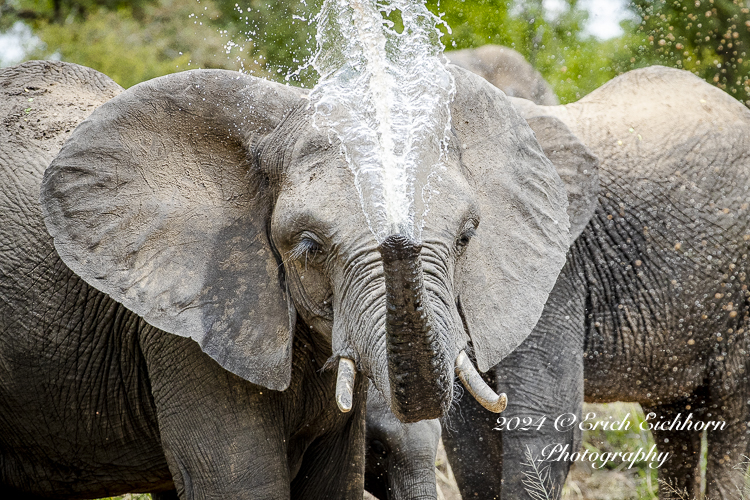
[290,233,324,265]
[456,227,476,253]
[370,439,387,457]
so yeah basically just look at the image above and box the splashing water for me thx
[309,0,455,243]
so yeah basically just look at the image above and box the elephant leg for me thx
[140,331,291,499]
[445,263,584,500]
[494,266,585,500]
[703,363,750,500]
[642,400,703,498]
[290,398,366,500]
[441,368,503,500]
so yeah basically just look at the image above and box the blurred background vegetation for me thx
[1,0,749,104]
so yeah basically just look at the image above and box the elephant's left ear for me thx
[450,66,570,373]
[41,70,305,391]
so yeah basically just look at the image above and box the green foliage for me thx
[623,0,750,105]
[425,0,518,49]
[0,0,153,28]
[562,403,660,499]
[0,0,629,97]
[425,0,618,103]
[5,0,259,87]
[206,0,612,95]
[428,0,750,105]
[211,0,321,85]
[4,0,750,102]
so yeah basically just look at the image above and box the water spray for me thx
[309,0,454,242]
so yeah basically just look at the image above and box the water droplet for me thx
[309,0,454,242]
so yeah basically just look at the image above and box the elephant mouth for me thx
[335,350,507,416]
[333,233,507,422]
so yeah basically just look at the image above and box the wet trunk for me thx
[378,234,449,422]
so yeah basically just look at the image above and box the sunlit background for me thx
[1,0,748,106]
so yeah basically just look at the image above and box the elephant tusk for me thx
[455,351,507,413]
[335,357,356,413]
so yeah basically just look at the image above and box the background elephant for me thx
[364,383,441,500]
[443,65,750,499]
[446,45,559,106]
[0,58,574,498]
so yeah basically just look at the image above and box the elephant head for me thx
[41,65,573,422]
[447,45,559,106]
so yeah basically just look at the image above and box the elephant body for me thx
[0,61,367,500]
[0,58,575,498]
[445,66,750,499]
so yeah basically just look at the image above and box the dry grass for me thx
[562,461,644,500]
[435,437,463,500]
[561,403,659,500]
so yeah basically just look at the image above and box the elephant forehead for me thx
[274,114,477,244]
[274,162,369,234]
[281,155,360,205]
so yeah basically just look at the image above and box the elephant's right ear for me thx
[41,70,305,391]
[509,97,599,243]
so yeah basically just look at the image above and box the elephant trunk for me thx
[379,234,450,423]
[388,466,438,500]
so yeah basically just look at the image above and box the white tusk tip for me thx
[455,350,508,414]
[487,393,508,413]
[335,357,356,413]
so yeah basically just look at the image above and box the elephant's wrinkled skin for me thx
[444,66,750,499]
[364,384,441,500]
[363,46,563,500]
[0,59,573,498]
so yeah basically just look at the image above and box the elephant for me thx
[446,45,559,106]
[134,387,436,500]
[362,47,564,500]
[0,57,580,499]
[132,387,437,500]
[364,383,441,500]
[442,65,750,499]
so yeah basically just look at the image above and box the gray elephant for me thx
[0,58,576,499]
[446,45,559,106]
[141,388,435,500]
[364,383,441,500]
[362,47,563,500]
[443,66,750,499]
